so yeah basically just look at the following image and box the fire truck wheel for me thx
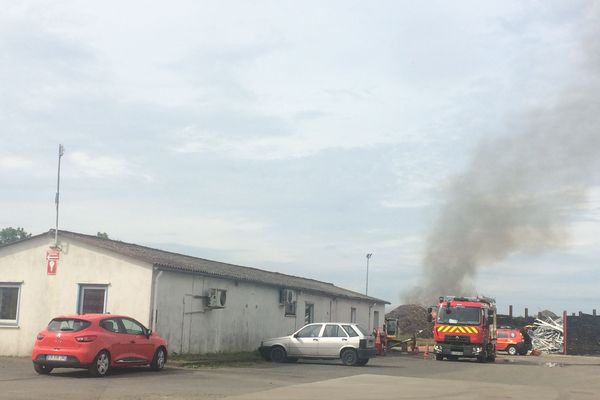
[477,350,488,363]
[507,345,518,356]
[435,354,443,361]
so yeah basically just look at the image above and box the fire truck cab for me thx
[429,296,497,362]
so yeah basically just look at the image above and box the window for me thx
[498,331,509,338]
[305,303,314,324]
[350,307,357,323]
[99,319,119,333]
[296,324,322,338]
[323,324,346,337]
[0,283,21,325]
[342,325,358,337]
[120,318,145,335]
[285,301,297,316]
[48,318,91,332]
[78,285,107,314]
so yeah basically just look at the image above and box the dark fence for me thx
[565,312,600,356]
[496,314,536,329]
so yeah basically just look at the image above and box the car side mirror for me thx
[145,329,152,338]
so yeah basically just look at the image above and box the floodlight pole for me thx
[54,144,65,248]
[365,253,373,296]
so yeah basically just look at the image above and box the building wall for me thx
[155,270,386,354]
[0,237,153,356]
[0,235,387,357]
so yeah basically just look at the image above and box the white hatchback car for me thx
[259,322,376,366]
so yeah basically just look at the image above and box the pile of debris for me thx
[385,304,433,338]
[530,316,563,353]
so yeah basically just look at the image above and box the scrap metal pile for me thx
[530,316,563,353]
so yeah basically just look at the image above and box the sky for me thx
[1,1,599,316]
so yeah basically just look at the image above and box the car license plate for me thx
[450,351,462,356]
[46,355,67,361]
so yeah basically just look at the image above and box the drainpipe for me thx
[152,270,163,332]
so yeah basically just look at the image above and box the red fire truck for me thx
[429,296,497,362]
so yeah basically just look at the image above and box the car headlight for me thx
[473,347,483,354]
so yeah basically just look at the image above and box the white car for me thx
[259,322,376,366]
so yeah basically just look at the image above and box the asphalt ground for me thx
[1,352,599,399]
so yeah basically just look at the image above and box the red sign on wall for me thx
[46,249,60,275]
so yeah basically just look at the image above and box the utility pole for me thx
[54,144,65,248]
[365,253,373,296]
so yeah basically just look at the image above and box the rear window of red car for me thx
[48,318,91,332]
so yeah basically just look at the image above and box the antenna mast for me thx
[54,144,65,247]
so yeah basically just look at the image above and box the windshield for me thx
[436,306,481,325]
[386,319,397,335]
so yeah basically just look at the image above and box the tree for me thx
[97,232,109,239]
[0,227,32,245]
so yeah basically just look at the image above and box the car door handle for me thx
[130,340,136,344]
[313,339,319,342]
[342,338,348,341]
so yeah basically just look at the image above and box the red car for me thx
[32,314,168,377]
[496,327,526,355]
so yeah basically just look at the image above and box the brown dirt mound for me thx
[386,304,433,338]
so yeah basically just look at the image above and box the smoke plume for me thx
[405,9,600,305]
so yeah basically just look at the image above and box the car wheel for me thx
[507,345,517,356]
[33,363,53,375]
[356,358,369,366]
[89,350,110,377]
[269,346,287,363]
[435,354,444,361]
[151,347,167,371]
[340,349,358,366]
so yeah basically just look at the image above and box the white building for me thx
[0,230,388,356]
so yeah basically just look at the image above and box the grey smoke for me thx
[406,11,600,305]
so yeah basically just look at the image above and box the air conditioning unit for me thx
[280,288,297,315]
[207,288,227,308]
[279,288,297,305]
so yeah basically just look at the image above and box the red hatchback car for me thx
[496,327,526,355]
[32,314,168,377]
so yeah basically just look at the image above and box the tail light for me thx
[36,334,45,341]
[75,335,97,343]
